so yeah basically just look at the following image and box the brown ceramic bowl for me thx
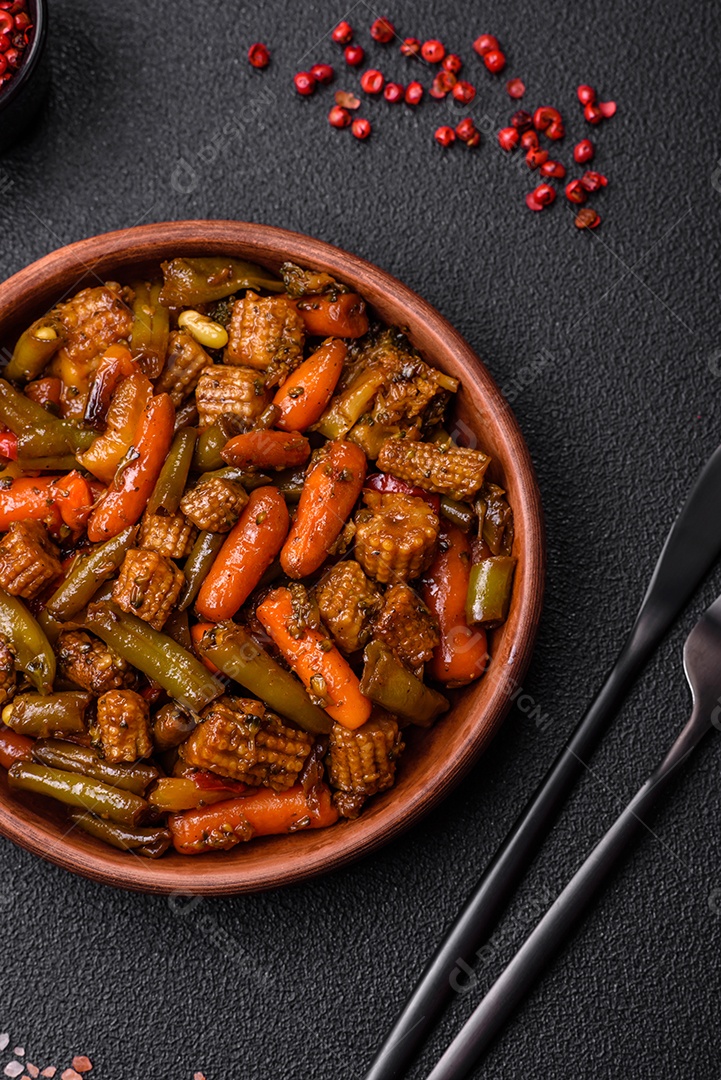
[0,221,544,895]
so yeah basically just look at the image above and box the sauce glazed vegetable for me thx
[0,256,516,856]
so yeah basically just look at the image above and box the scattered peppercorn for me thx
[360,69,385,94]
[526,147,549,169]
[573,138,594,164]
[431,71,456,98]
[576,84,596,105]
[383,81,404,103]
[520,129,539,150]
[247,43,270,69]
[443,53,463,74]
[565,179,587,204]
[294,71,316,96]
[400,37,421,57]
[533,106,562,131]
[506,77,526,98]
[344,44,365,66]
[370,17,395,43]
[498,126,520,151]
[483,48,506,73]
[328,105,352,128]
[452,80,476,104]
[335,90,360,109]
[598,100,617,118]
[473,34,499,56]
[352,117,372,139]
[332,21,354,45]
[310,62,335,84]
[455,117,480,145]
[579,170,608,191]
[540,159,566,179]
[510,110,533,132]
[404,80,424,105]
[434,125,456,147]
[533,182,556,206]
[583,102,603,124]
[421,39,446,63]
[574,207,601,229]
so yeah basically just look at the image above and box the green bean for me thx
[2,692,91,737]
[360,641,449,727]
[151,703,198,752]
[192,424,226,471]
[8,761,150,826]
[315,369,386,440]
[440,496,475,532]
[275,467,306,503]
[129,280,170,379]
[0,588,55,694]
[159,256,283,307]
[5,315,66,382]
[85,602,223,714]
[33,739,158,795]
[197,621,332,735]
[46,526,137,620]
[178,530,224,611]
[67,810,171,857]
[466,556,517,626]
[0,380,93,457]
[15,454,80,472]
[146,427,196,516]
[196,465,250,485]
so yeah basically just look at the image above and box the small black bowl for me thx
[0,0,49,154]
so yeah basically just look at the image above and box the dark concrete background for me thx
[1,1,721,1077]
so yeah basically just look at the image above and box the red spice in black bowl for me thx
[0,0,48,153]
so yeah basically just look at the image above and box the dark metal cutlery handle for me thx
[425,707,708,1079]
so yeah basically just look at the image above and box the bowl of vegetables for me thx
[0,220,544,894]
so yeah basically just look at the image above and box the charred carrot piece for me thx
[257,586,372,730]
[0,473,91,533]
[24,377,62,412]
[272,338,346,432]
[0,725,33,770]
[195,486,289,621]
[280,440,366,579]
[422,525,489,686]
[87,393,175,542]
[168,782,339,854]
[221,430,310,471]
[292,294,369,338]
[84,344,140,429]
[52,471,96,531]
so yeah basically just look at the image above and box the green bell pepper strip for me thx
[440,496,475,532]
[15,454,80,472]
[33,739,158,795]
[315,369,386,440]
[5,315,66,383]
[159,256,283,307]
[360,641,449,727]
[192,424,227,472]
[67,810,171,857]
[146,427,196,516]
[129,280,170,379]
[84,602,224,714]
[466,556,517,626]
[0,379,94,457]
[8,761,150,826]
[46,526,137,620]
[0,587,55,694]
[2,691,91,738]
[197,621,332,735]
[178,530,224,611]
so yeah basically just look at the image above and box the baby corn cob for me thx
[327,712,403,800]
[180,476,249,533]
[195,365,270,427]
[314,560,381,654]
[155,331,212,406]
[0,636,16,707]
[180,697,313,791]
[354,491,439,584]
[372,582,439,671]
[112,548,184,630]
[225,290,305,378]
[0,521,62,600]
[377,439,490,501]
[57,630,136,695]
[91,688,153,764]
[138,510,196,559]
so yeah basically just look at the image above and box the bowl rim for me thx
[0,0,48,113]
[0,220,545,894]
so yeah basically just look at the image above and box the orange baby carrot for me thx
[422,525,489,686]
[280,439,366,579]
[292,293,369,338]
[0,726,34,770]
[86,392,175,542]
[272,338,346,432]
[256,586,372,730]
[168,783,339,854]
[195,486,289,622]
[221,429,310,470]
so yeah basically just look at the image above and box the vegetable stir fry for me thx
[0,256,515,857]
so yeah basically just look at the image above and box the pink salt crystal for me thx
[25,1068,38,1080]
[60,1071,82,1080]
[40,1071,56,1079]
[0,1037,9,1052]
[70,1063,91,1076]
[193,1074,207,1080]
[4,1064,23,1079]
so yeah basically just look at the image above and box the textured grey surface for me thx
[1,1,721,1077]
